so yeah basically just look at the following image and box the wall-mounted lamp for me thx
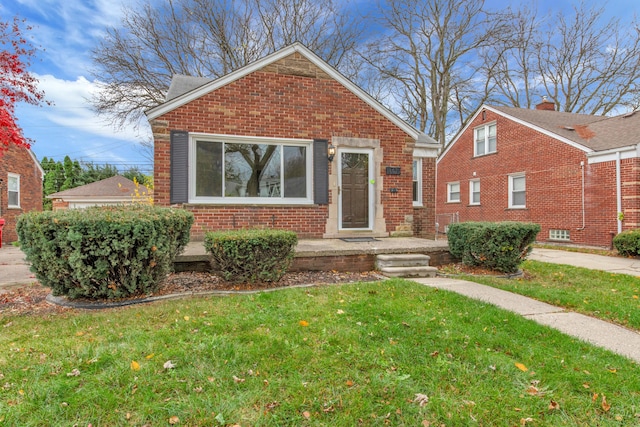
[327,143,336,162]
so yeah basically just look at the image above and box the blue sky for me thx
[3,0,639,175]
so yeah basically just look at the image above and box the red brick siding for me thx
[436,108,633,248]
[153,53,427,238]
[0,145,43,243]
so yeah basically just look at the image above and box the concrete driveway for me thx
[0,244,38,292]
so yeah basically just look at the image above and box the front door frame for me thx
[338,147,374,231]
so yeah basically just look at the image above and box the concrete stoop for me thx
[376,254,438,278]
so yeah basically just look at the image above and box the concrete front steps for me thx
[376,254,438,278]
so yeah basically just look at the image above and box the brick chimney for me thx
[536,96,555,111]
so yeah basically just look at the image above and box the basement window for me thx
[549,229,570,241]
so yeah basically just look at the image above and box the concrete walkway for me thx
[412,276,640,363]
[412,248,640,363]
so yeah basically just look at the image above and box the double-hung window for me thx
[8,173,20,208]
[469,179,480,205]
[447,182,460,203]
[508,173,526,208]
[412,158,422,206]
[474,123,496,156]
[191,135,312,204]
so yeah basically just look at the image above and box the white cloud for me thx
[36,73,151,143]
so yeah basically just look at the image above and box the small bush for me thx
[16,205,194,299]
[204,229,298,284]
[447,221,541,273]
[613,229,640,257]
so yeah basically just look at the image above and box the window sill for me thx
[185,201,316,207]
[473,151,497,159]
[467,204,481,207]
[505,207,527,210]
[446,201,461,204]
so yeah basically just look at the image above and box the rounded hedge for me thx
[613,229,640,257]
[204,228,298,284]
[447,221,541,273]
[16,205,194,299]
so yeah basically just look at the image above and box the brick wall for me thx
[436,107,632,248]
[152,52,432,238]
[0,145,43,243]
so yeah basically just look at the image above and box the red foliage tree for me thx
[0,17,46,153]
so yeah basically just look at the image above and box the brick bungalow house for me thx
[145,43,440,239]
[47,175,151,210]
[436,100,640,248]
[0,144,44,244]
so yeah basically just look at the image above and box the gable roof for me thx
[165,74,213,101]
[439,104,640,161]
[47,175,150,200]
[145,42,437,145]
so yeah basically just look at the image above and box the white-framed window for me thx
[189,134,313,204]
[469,179,480,205]
[474,123,497,156]
[8,173,20,208]
[508,173,526,208]
[447,182,460,203]
[549,229,570,241]
[412,158,422,206]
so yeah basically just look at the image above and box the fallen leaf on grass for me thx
[520,418,533,425]
[66,369,80,377]
[414,393,429,406]
[346,380,354,387]
[299,320,309,327]
[130,361,140,371]
[164,360,176,370]
[233,375,245,383]
[549,400,560,410]
[168,415,179,424]
[601,395,611,412]
[515,363,528,372]
[303,411,311,419]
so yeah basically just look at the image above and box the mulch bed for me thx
[0,270,382,316]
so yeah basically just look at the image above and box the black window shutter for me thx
[313,139,329,205]
[170,130,189,204]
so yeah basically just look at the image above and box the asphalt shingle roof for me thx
[48,175,150,199]
[491,105,640,151]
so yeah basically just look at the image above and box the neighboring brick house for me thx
[145,43,439,239]
[436,100,640,248]
[47,175,151,210]
[0,144,44,244]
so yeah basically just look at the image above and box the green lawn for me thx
[1,279,638,426]
[460,260,640,331]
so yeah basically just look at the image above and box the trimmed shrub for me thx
[613,229,640,257]
[16,205,194,299]
[204,229,298,283]
[447,221,541,273]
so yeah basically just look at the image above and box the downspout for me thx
[616,151,622,234]
[577,161,585,231]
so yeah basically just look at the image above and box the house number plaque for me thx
[385,167,401,175]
